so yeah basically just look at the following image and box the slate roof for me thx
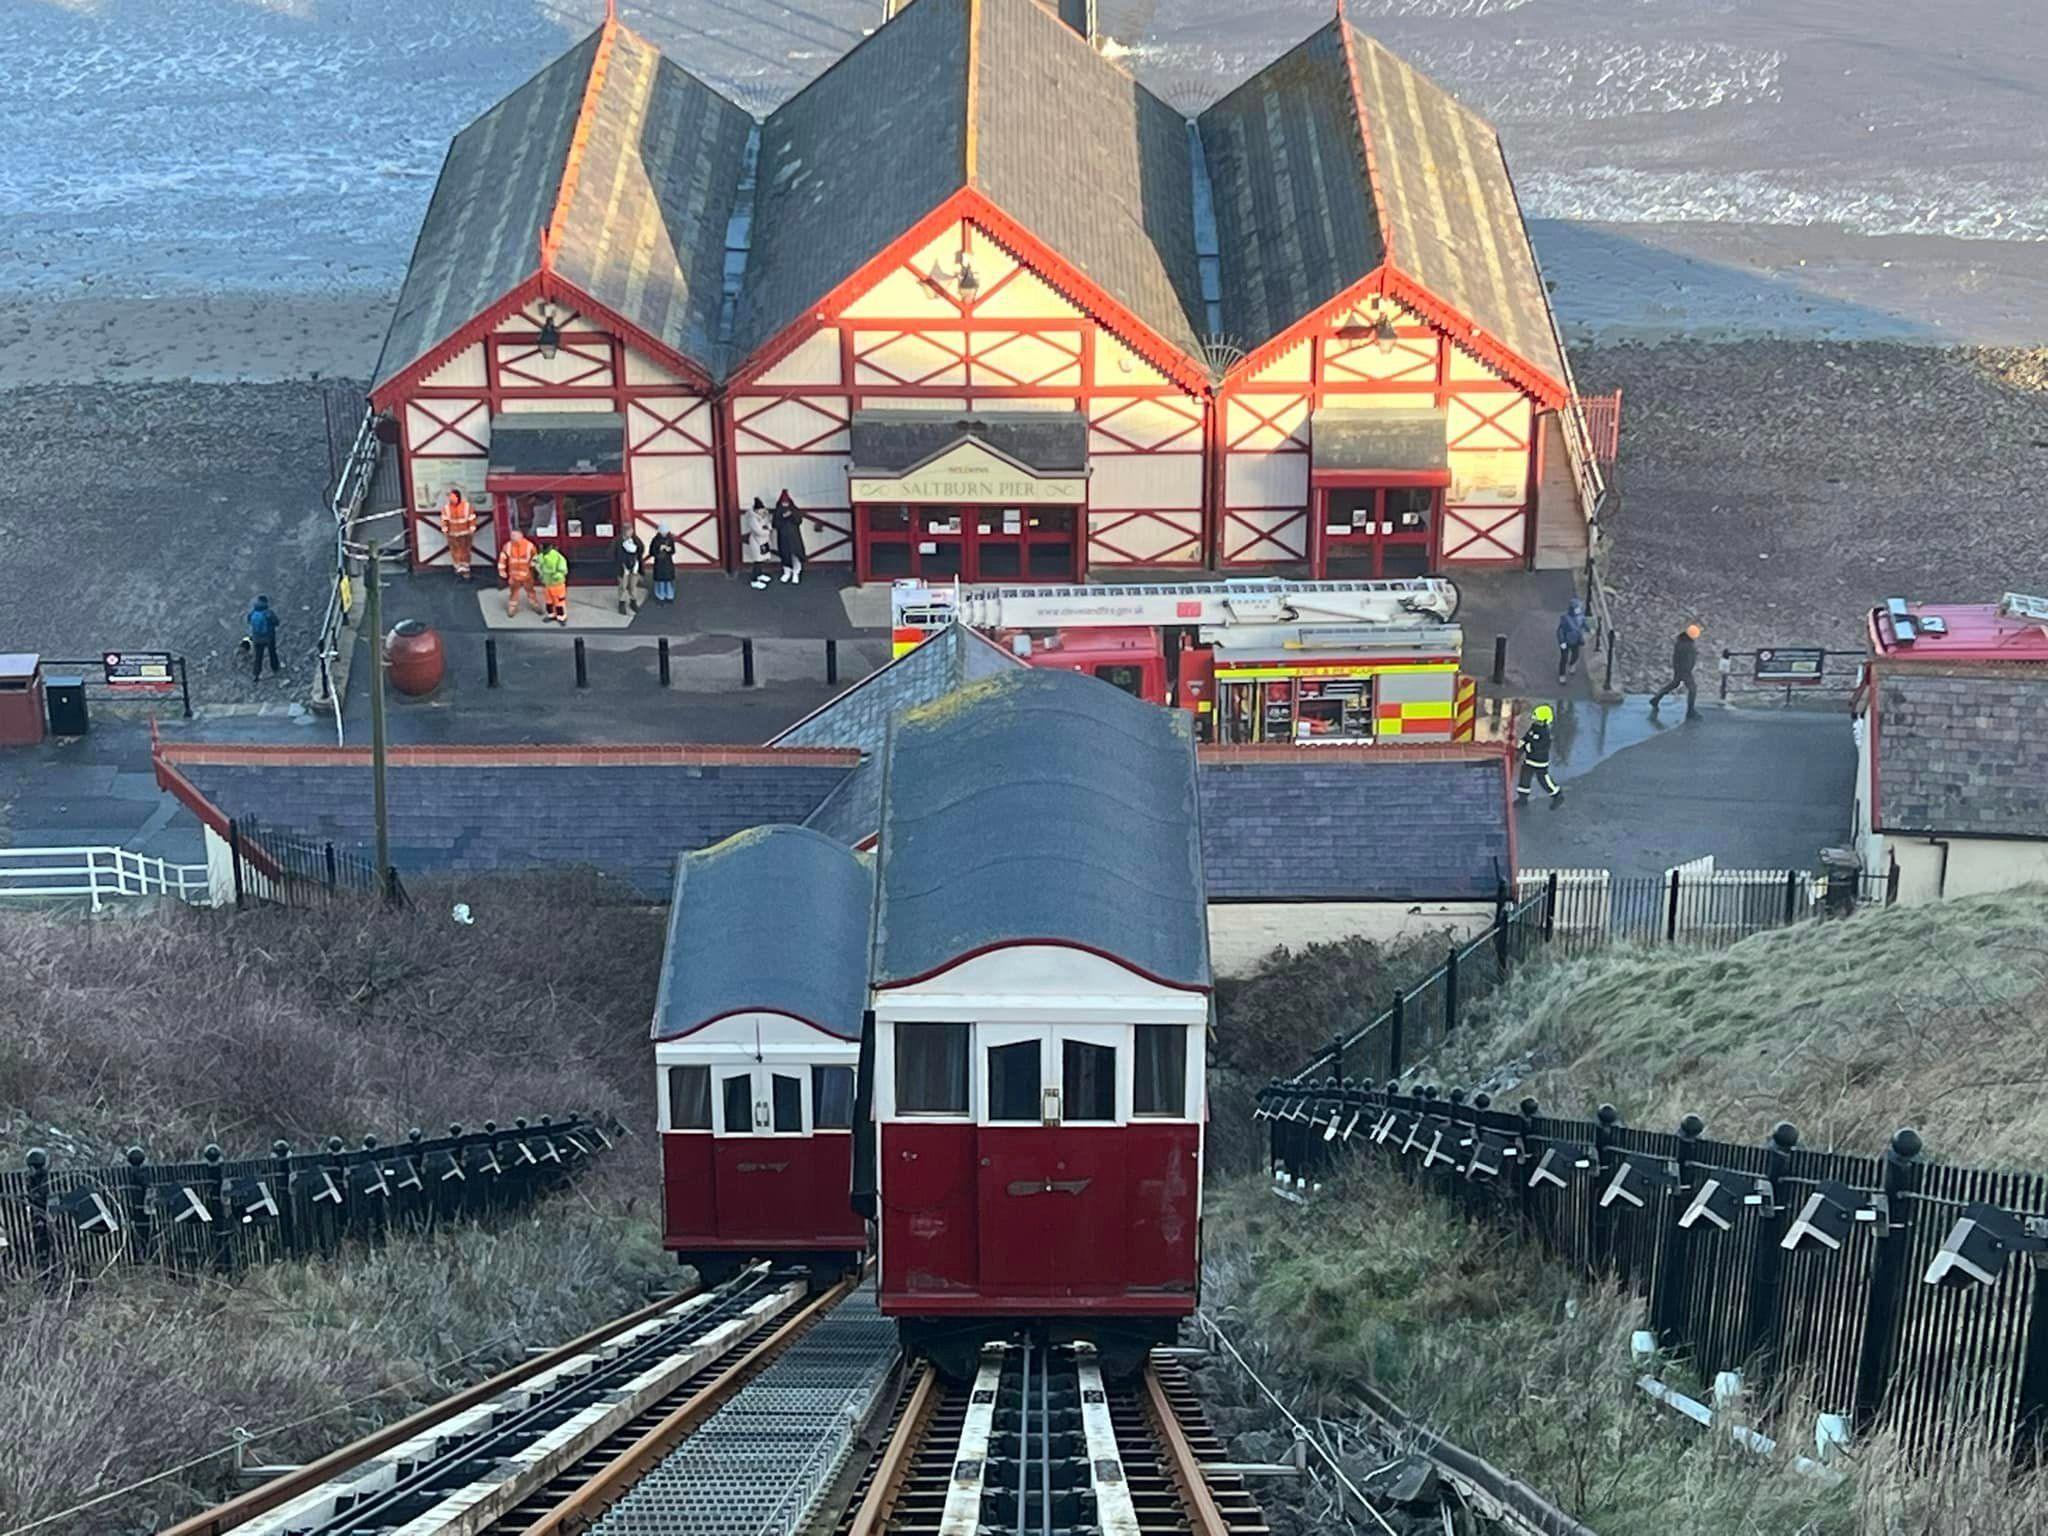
[1874,669,2048,838]
[777,625,1024,845]
[1199,752,1510,900]
[171,757,854,900]
[872,668,1209,989]
[653,825,873,1041]
[849,409,1088,475]
[548,29,755,369]
[372,32,599,390]
[973,0,1208,364]
[731,0,972,362]
[1198,24,1382,346]
[1311,407,1447,473]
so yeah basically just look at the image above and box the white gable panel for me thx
[737,453,850,510]
[1225,452,1309,510]
[971,263,1083,321]
[653,1012,857,1058]
[624,350,688,385]
[755,329,845,387]
[1089,396,1202,453]
[842,258,956,321]
[877,944,1208,1019]
[736,395,850,453]
[1091,331,1169,387]
[1088,453,1202,512]
[1247,339,1311,384]
[854,330,967,389]
[497,396,618,414]
[406,399,488,454]
[632,455,717,512]
[422,344,486,388]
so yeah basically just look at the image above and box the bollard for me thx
[658,636,671,687]
[485,636,499,688]
[742,637,756,688]
[826,638,839,686]
[1604,631,1618,695]
[574,637,588,689]
[1491,635,1508,686]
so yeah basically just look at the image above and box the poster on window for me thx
[413,457,489,513]
[531,495,560,537]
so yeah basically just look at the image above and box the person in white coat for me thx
[742,498,774,590]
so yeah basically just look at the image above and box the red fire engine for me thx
[890,577,1476,744]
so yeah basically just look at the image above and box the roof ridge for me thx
[1332,3,1394,273]
[541,15,622,275]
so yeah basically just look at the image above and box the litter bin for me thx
[0,654,45,746]
[45,675,89,738]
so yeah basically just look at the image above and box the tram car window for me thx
[651,826,872,1287]
[855,670,1212,1383]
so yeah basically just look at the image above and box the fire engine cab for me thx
[890,578,1475,744]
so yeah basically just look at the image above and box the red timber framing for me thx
[1216,267,1562,575]
[724,189,1211,578]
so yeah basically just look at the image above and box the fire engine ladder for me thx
[892,576,1461,632]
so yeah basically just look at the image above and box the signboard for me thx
[1754,647,1824,684]
[413,457,489,511]
[103,651,176,691]
[850,441,1085,505]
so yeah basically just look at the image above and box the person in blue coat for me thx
[247,595,281,681]
[1556,597,1588,685]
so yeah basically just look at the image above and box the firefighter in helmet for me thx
[1517,704,1562,805]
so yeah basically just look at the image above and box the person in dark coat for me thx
[1516,703,1562,804]
[772,491,806,585]
[1556,597,1588,685]
[1650,623,1703,718]
[648,529,678,604]
[245,595,281,681]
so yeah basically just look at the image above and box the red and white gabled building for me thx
[370,0,1603,583]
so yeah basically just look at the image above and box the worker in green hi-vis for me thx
[534,543,570,626]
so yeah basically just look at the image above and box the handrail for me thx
[0,846,211,910]
[314,402,386,746]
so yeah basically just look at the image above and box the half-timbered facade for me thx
[371,0,1599,581]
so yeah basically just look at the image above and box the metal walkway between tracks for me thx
[590,1286,896,1536]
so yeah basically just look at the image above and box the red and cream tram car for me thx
[654,825,871,1284]
[852,668,1211,1380]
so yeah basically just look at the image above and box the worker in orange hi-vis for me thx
[440,488,479,579]
[497,526,542,618]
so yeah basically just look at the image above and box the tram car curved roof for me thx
[653,825,873,1041]
[871,668,1209,991]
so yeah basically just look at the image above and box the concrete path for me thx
[1512,698,1855,876]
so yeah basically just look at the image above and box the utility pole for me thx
[366,533,391,886]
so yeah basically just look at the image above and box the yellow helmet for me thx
[1532,704,1554,723]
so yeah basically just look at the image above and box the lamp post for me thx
[347,510,406,895]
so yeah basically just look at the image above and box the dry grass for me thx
[1201,1175,2048,1534]
[0,877,674,1535]
[1426,889,2048,1165]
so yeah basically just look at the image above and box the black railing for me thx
[1260,1086,2048,1469]
[1718,646,1865,704]
[0,1115,613,1288]
[226,815,401,910]
[41,656,192,721]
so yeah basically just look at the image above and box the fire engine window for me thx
[987,1040,1042,1122]
[722,1073,755,1134]
[895,1023,969,1115]
[771,1072,803,1134]
[812,1066,855,1129]
[1134,1027,1187,1117]
[1093,665,1144,697]
[1062,1040,1117,1123]
[667,1066,712,1130]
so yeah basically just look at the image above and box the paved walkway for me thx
[1512,698,1855,876]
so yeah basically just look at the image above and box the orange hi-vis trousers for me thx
[543,583,568,622]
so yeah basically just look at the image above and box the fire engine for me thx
[890,577,1476,744]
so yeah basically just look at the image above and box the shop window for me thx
[1134,1027,1187,1117]
[667,1065,712,1130]
[771,1072,803,1134]
[1027,508,1075,579]
[1062,1040,1117,1123]
[812,1065,855,1129]
[987,1040,1042,1122]
[895,1023,969,1115]
[721,1072,755,1134]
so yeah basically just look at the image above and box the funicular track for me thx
[166,1264,855,1536]
[831,1348,1269,1536]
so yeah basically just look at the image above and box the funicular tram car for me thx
[851,668,1212,1380]
[654,825,872,1285]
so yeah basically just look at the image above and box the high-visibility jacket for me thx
[442,493,477,537]
[1519,720,1554,769]
[534,547,569,590]
[498,535,537,582]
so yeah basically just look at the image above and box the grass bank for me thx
[1201,1175,2048,1533]
[0,878,673,1535]
[1429,889,2048,1164]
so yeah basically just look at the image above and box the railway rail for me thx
[828,1347,1269,1536]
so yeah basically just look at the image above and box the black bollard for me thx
[742,637,756,688]
[485,636,499,689]
[658,636,671,687]
[826,638,839,686]
[1491,634,1508,686]
[574,637,588,689]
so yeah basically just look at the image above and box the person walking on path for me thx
[246,595,282,681]
[1516,703,1562,805]
[1651,623,1703,718]
[440,488,479,580]
[743,499,775,589]
[649,529,678,604]
[497,527,542,617]
[773,491,807,585]
[613,526,646,614]
[534,543,570,626]
[1556,597,1588,685]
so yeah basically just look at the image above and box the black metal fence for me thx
[41,655,193,721]
[0,1115,612,1288]
[226,816,402,910]
[1261,1086,2048,1467]
[1717,646,1865,704]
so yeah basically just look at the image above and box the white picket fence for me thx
[1519,857,1825,947]
[0,846,213,912]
